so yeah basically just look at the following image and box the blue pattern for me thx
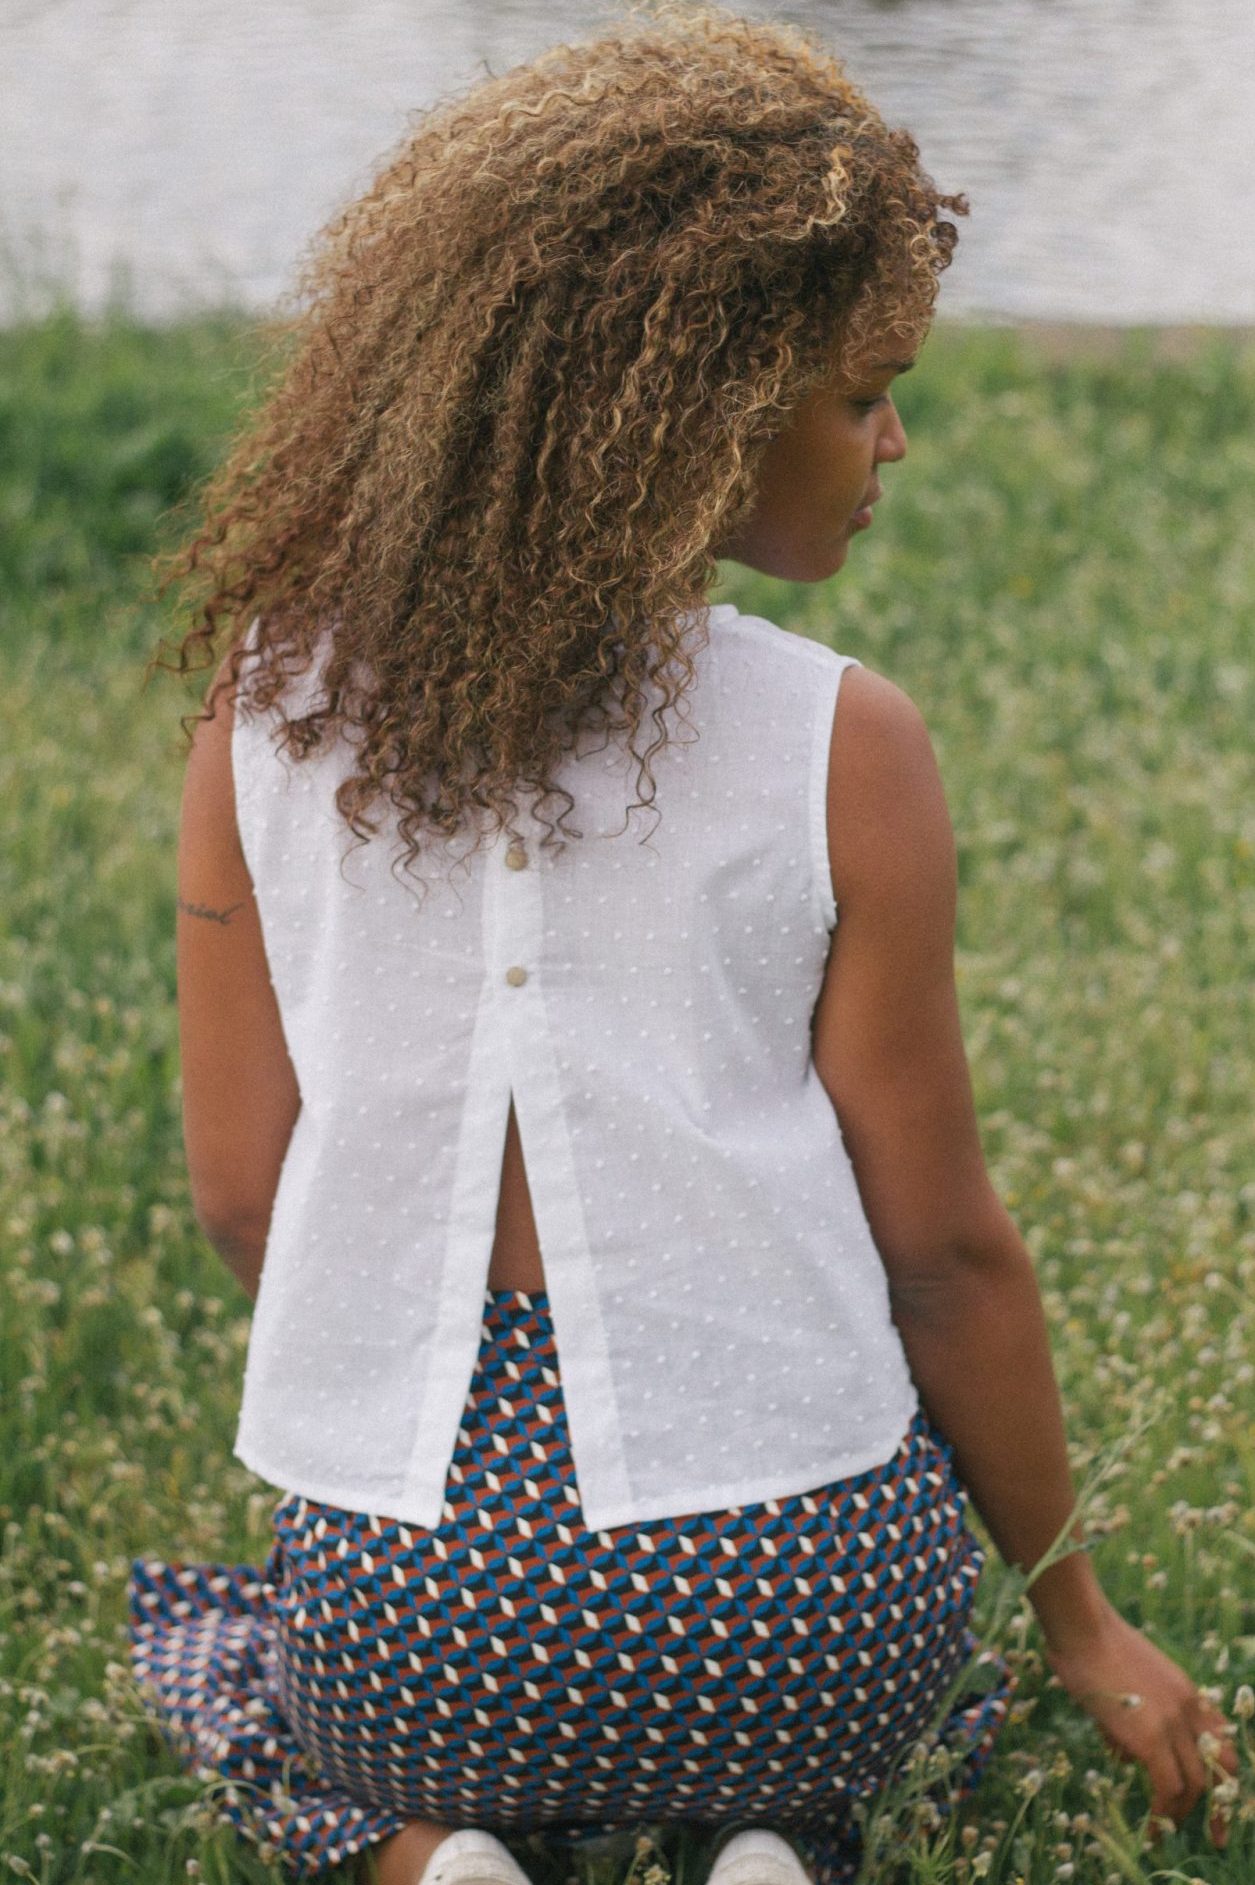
[128,1288,1013,1880]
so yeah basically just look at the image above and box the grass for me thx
[0,303,1252,1883]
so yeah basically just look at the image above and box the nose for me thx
[877,399,908,464]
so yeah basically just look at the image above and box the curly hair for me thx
[148,0,968,897]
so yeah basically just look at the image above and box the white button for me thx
[505,965,528,986]
[505,845,528,870]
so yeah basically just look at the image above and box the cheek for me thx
[816,422,870,489]
[816,447,869,519]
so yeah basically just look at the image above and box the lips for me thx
[850,488,881,529]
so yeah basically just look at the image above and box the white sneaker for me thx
[706,1830,815,1885]
[419,1829,535,1885]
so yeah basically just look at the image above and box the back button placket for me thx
[490,820,541,997]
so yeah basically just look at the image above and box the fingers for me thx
[1196,1709,1240,1849]
[1053,1618,1242,1851]
[1167,1722,1210,1820]
[1208,1799,1231,1850]
[1145,1739,1190,1843]
[1154,1705,1239,1848]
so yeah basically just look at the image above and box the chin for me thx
[796,543,849,583]
[732,539,849,583]
[807,530,854,581]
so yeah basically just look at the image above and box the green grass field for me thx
[1,307,1252,1883]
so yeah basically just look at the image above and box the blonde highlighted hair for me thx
[151,0,967,892]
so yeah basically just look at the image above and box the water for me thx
[3,0,1253,325]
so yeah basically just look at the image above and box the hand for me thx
[1044,1600,1239,1848]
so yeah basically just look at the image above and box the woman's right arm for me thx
[809,662,1237,1846]
[177,655,300,1304]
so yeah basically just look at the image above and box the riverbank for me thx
[1,310,1252,1884]
[948,315,1255,366]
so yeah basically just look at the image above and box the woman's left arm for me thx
[813,666,1239,1846]
[176,653,300,1303]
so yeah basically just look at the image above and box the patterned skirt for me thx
[127,1288,1013,1883]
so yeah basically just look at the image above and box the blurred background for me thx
[3,9,1254,1882]
[3,0,1254,327]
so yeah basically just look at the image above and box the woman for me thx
[128,7,1237,1883]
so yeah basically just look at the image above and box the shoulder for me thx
[826,663,956,910]
[185,620,283,817]
[713,606,838,675]
[179,649,249,882]
[186,647,242,791]
[713,608,868,710]
[832,663,937,782]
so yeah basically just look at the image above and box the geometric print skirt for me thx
[127,1288,1014,1884]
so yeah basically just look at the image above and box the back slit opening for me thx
[487,1084,550,1303]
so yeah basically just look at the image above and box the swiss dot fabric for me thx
[229,604,919,1532]
[128,1289,1013,1881]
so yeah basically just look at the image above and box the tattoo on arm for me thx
[178,894,249,925]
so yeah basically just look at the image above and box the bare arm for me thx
[176,654,301,1302]
[810,663,1236,1841]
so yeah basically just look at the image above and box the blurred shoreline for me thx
[7,0,1252,330]
[5,306,1253,360]
[941,316,1255,362]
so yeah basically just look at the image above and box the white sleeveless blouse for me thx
[230,602,919,1531]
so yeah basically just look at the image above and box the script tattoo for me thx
[178,895,248,926]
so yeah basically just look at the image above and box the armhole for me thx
[229,616,265,878]
[808,653,862,935]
